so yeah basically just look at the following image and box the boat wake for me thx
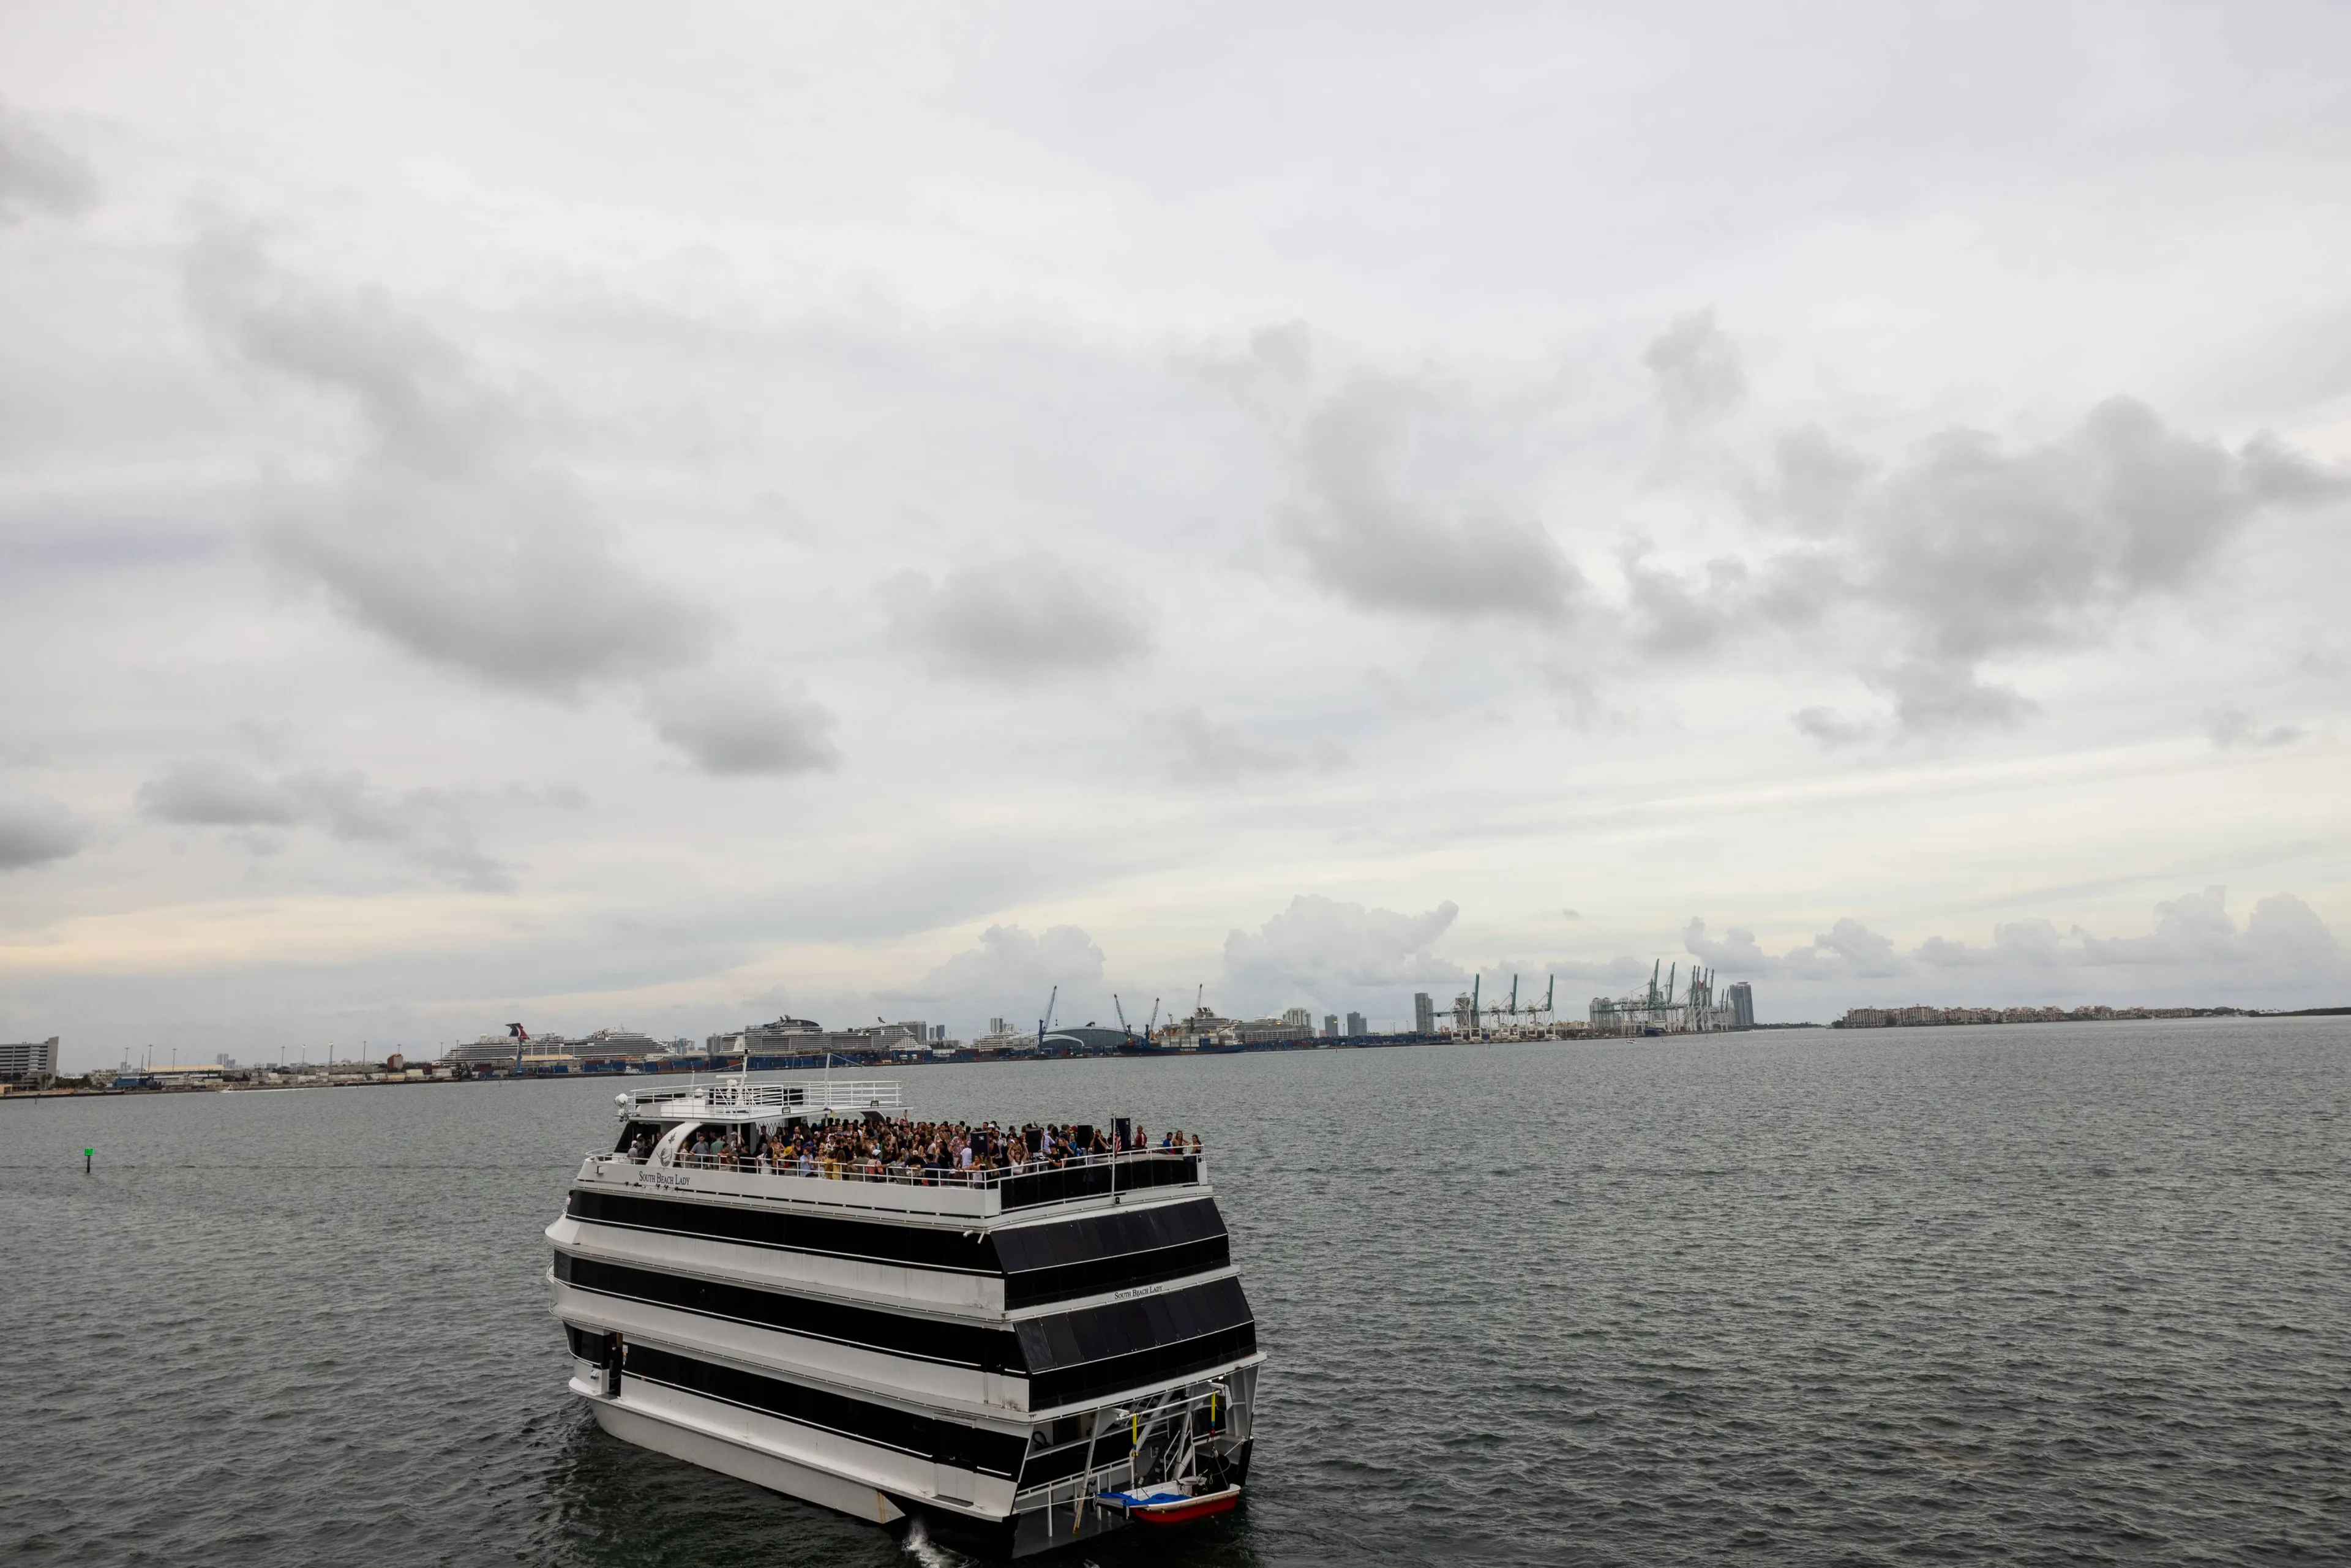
[899,1518,973,1568]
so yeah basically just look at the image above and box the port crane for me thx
[1477,974,1560,1035]
[1114,993,1164,1041]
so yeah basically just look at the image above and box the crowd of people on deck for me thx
[621,1115,1201,1182]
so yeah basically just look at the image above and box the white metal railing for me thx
[1016,1456,1136,1515]
[621,1079,902,1116]
[604,1142,1201,1193]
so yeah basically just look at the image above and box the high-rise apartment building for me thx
[1412,992,1436,1034]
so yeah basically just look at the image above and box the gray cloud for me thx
[1727,396,2348,741]
[1619,321,2350,742]
[1791,706,1876,748]
[642,670,841,776]
[1644,309,1745,430]
[1855,400,2334,664]
[1916,917,2067,968]
[0,105,95,223]
[138,759,304,825]
[250,470,706,694]
[1213,350,1599,625]
[1619,544,1843,658]
[1746,427,1875,538]
[186,218,707,695]
[1163,707,1345,784]
[880,554,1147,682]
[1684,915,1907,978]
[139,759,512,890]
[1862,659,2035,734]
[1221,895,1466,1011]
[0,797,83,871]
[2203,707,2301,749]
[180,217,841,778]
[1273,375,1581,623]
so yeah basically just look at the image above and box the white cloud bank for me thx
[1684,888,2344,1012]
[882,924,1108,1028]
[1220,895,1468,1016]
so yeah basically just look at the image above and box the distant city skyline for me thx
[2,6,2347,1071]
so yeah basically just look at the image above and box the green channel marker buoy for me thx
[85,1147,92,1175]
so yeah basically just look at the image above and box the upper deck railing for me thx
[580,1144,1204,1215]
[588,1073,1203,1216]
[621,1078,903,1116]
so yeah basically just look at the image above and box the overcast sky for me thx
[5,3,2349,1067]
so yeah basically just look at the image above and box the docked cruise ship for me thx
[545,1075,1261,1555]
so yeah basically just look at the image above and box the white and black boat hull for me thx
[549,1098,1261,1558]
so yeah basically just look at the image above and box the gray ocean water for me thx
[4,1021,2347,1566]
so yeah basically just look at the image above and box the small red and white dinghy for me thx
[1094,1482,1243,1525]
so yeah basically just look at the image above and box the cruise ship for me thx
[545,1075,1261,1555]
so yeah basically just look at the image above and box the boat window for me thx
[612,1119,666,1155]
[555,1250,1021,1371]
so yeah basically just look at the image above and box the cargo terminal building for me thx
[1,1036,59,1085]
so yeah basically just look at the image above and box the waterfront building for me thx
[1322,1015,1339,1038]
[1727,982,1755,1030]
[1344,1010,1367,1037]
[1040,1026,1128,1052]
[0,1036,59,1084]
[1413,993,1436,1034]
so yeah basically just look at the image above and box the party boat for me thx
[545,1075,1260,1555]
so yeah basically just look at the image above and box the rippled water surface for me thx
[4,1021,2347,1566]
